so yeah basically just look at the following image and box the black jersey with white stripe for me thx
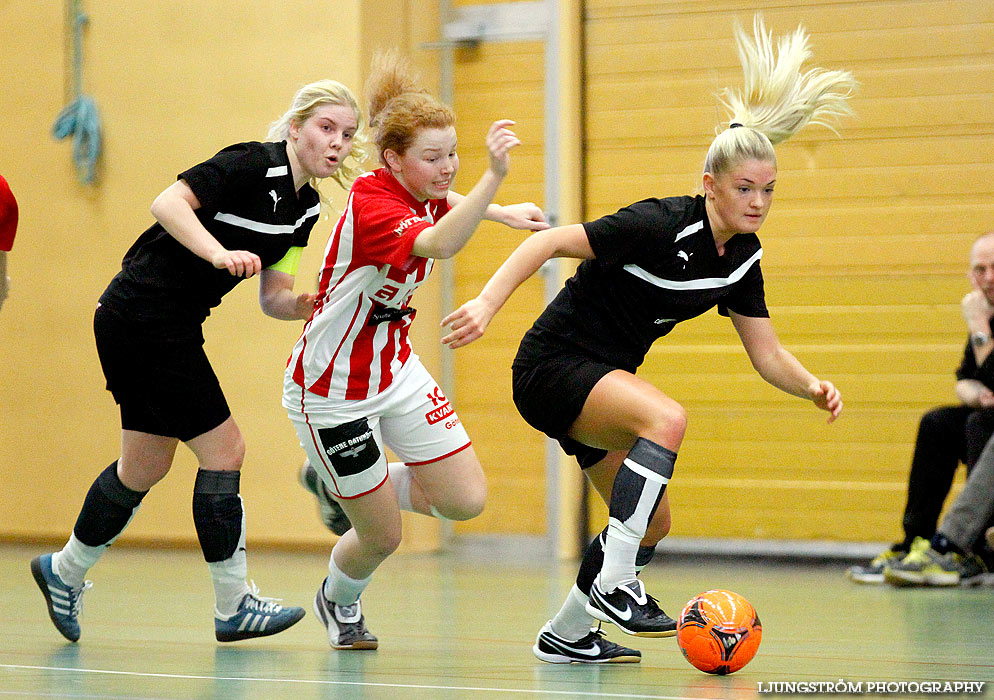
[516,195,768,371]
[100,141,319,333]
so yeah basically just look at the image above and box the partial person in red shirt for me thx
[0,173,18,310]
[288,52,547,651]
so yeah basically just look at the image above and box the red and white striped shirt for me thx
[288,169,448,401]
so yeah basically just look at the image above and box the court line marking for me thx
[0,693,171,700]
[0,663,694,699]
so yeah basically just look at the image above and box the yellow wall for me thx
[446,0,587,550]
[4,0,993,551]
[448,38,551,536]
[0,1,441,551]
[582,0,994,541]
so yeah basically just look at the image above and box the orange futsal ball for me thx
[677,589,762,675]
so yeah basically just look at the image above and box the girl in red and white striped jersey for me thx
[285,53,548,650]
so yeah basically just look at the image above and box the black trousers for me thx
[902,405,994,546]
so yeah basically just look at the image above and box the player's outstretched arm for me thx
[447,191,549,232]
[151,180,262,278]
[441,223,592,348]
[730,311,843,423]
[412,120,520,260]
[489,201,550,231]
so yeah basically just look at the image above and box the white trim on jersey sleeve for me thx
[673,220,704,242]
[623,248,763,290]
[213,203,321,235]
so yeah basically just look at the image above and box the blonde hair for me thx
[704,16,857,177]
[365,51,455,166]
[267,79,369,190]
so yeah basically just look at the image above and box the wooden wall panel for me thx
[0,0,454,551]
[450,41,549,535]
[583,0,994,542]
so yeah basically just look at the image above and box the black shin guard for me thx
[576,527,657,595]
[192,469,243,563]
[608,438,676,538]
[73,462,148,547]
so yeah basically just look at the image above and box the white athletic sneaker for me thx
[313,579,377,650]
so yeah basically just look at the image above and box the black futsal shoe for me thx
[586,577,677,638]
[532,621,641,664]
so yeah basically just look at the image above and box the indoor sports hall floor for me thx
[1,541,991,699]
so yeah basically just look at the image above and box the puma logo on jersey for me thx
[677,250,691,261]
[269,190,281,211]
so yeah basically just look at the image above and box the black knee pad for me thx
[192,469,243,563]
[627,438,676,479]
[74,462,147,546]
[609,438,676,523]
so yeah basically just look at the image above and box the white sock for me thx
[598,517,642,591]
[389,462,414,512]
[324,543,372,606]
[388,461,454,520]
[52,534,106,589]
[429,505,452,521]
[209,501,250,617]
[549,585,595,641]
[52,499,144,589]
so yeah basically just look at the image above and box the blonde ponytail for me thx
[704,16,857,176]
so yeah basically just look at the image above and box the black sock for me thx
[576,528,656,595]
[898,535,922,553]
[931,533,962,556]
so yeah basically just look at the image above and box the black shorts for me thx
[94,304,230,442]
[511,351,617,470]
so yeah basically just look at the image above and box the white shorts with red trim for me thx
[285,359,471,499]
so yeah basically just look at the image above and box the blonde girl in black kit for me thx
[32,80,366,644]
[442,17,855,663]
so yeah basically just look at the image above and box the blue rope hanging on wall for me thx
[53,0,102,184]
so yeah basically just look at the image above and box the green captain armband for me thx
[267,246,303,275]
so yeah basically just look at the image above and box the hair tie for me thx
[729,122,744,128]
